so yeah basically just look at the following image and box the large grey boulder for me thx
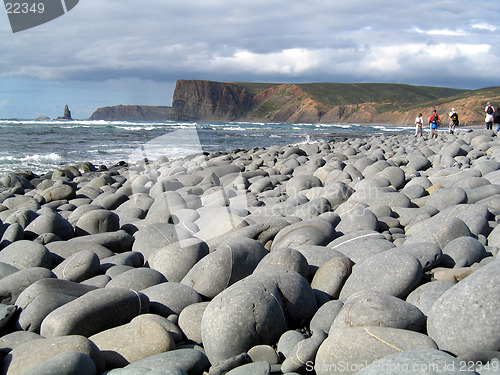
[427,260,500,357]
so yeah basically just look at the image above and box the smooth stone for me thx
[141,282,201,317]
[105,365,187,374]
[120,348,209,375]
[405,216,472,249]
[0,262,19,280]
[310,254,351,299]
[379,166,405,189]
[427,260,500,356]
[285,175,322,197]
[271,220,336,251]
[0,223,24,249]
[92,192,128,210]
[406,280,455,316]
[148,238,209,282]
[3,208,38,228]
[105,268,167,292]
[315,327,438,375]
[195,207,249,243]
[40,183,76,203]
[100,252,144,272]
[89,316,175,369]
[487,224,500,248]
[46,241,114,265]
[441,236,487,267]
[2,196,40,211]
[225,361,271,375]
[178,302,210,343]
[0,240,51,270]
[352,348,477,375]
[2,335,104,375]
[254,247,309,278]
[331,291,426,332]
[281,331,327,373]
[40,288,149,337]
[52,250,100,282]
[293,245,346,276]
[201,269,316,366]
[131,313,183,344]
[0,267,55,304]
[0,304,17,331]
[33,232,61,245]
[23,212,74,240]
[336,208,379,234]
[116,193,154,213]
[67,204,105,225]
[105,265,135,278]
[309,300,344,335]
[407,156,431,171]
[247,345,279,365]
[15,279,98,332]
[434,204,490,237]
[132,223,193,262]
[396,242,442,272]
[425,186,467,211]
[75,209,120,236]
[339,249,423,299]
[81,274,111,287]
[431,265,480,283]
[277,330,307,359]
[21,351,97,375]
[69,230,134,253]
[401,183,426,199]
[0,331,43,353]
[466,184,500,204]
[181,237,267,298]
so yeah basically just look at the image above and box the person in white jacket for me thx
[415,113,424,136]
[485,102,495,130]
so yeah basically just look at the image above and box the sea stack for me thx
[60,104,72,120]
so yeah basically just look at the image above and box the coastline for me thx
[0,129,499,373]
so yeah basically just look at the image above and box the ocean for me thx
[0,120,414,176]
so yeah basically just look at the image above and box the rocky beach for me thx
[0,128,499,374]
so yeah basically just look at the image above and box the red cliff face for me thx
[171,80,253,121]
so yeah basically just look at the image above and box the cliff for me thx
[170,80,500,125]
[89,81,500,125]
[170,80,252,121]
[89,105,172,121]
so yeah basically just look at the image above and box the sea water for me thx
[0,119,414,175]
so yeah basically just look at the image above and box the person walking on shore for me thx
[415,113,424,136]
[428,109,440,138]
[494,105,500,133]
[485,102,495,130]
[448,108,459,134]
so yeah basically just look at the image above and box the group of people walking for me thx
[414,102,500,137]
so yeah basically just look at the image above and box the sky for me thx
[1,0,500,119]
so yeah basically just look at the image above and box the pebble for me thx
[331,290,426,332]
[0,130,499,374]
[89,316,175,369]
[315,326,438,375]
[40,288,149,337]
[427,259,500,357]
[339,249,423,299]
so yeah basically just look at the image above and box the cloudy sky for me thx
[1,0,499,119]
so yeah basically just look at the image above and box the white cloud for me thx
[413,27,468,36]
[471,23,498,32]
[208,48,324,75]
